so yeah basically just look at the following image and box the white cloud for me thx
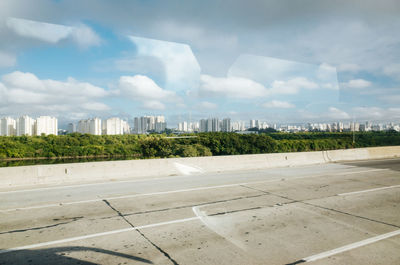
[383,64,400,80]
[270,77,318,94]
[6,17,100,48]
[198,74,321,99]
[199,74,268,99]
[0,51,16,68]
[327,107,350,120]
[379,93,400,104]
[142,100,166,110]
[263,100,295,109]
[321,83,339,90]
[82,102,110,111]
[128,36,201,91]
[0,71,110,115]
[69,24,102,48]
[198,101,217,109]
[341,79,372,89]
[119,75,175,100]
[118,75,179,110]
[353,106,385,120]
[317,63,337,80]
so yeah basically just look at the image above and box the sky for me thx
[0,0,400,127]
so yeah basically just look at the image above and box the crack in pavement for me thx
[99,193,268,220]
[102,199,180,265]
[0,216,84,235]
[240,185,400,229]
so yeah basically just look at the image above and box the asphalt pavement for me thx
[0,158,399,264]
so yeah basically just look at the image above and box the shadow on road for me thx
[0,246,153,265]
[340,158,400,172]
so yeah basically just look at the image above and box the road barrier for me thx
[0,146,399,188]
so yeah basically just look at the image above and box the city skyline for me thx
[2,114,399,136]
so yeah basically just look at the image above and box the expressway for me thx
[0,158,399,264]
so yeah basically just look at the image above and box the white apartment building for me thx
[68,123,76,133]
[134,115,166,134]
[222,118,231,132]
[198,118,220,132]
[16,115,35,136]
[232,121,245,131]
[36,116,58,135]
[177,121,199,132]
[78,118,102,135]
[250,119,260,129]
[0,117,16,136]
[178,121,188,132]
[102,117,130,135]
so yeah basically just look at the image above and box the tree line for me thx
[1,131,399,160]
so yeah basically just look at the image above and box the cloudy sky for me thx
[0,0,400,127]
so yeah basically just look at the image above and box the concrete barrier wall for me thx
[1,146,399,188]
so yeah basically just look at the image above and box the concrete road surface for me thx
[0,158,399,264]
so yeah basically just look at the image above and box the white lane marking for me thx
[338,184,400,196]
[0,168,389,213]
[174,162,204,175]
[0,182,259,212]
[301,229,400,262]
[0,166,387,195]
[0,216,200,254]
[0,175,188,194]
[336,168,388,175]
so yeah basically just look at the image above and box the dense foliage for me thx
[1,132,399,161]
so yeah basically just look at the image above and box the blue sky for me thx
[0,0,400,127]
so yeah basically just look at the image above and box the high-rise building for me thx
[134,117,144,134]
[0,117,16,136]
[36,116,58,135]
[198,118,220,132]
[250,119,260,129]
[145,116,156,131]
[134,116,166,134]
[178,121,188,132]
[211,118,220,132]
[199,119,207,132]
[155,121,166,133]
[102,117,129,135]
[77,118,102,135]
[222,118,231,132]
[232,121,245,131]
[16,115,35,136]
[122,120,130,134]
[68,123,76,133]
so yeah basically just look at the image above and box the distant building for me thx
[67,123,76,133]
[154,116,166,133]
[232,121,245,131]
[36,116,58,135]
[222,118,231,132]
[134,115,166,134]
[134,117,146,134]
[0,117,16,136]
[250,119,260,129]
[16,115,35,136]
[78,118,102,135]
[178,121,188,132]
[102,117,129,135]
[372,124,382,132]
[211,118,220,132]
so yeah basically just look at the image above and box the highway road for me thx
[0,158,399,264]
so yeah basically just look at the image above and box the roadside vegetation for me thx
[1,131,400,161]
